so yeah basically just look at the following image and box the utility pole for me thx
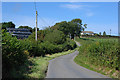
[35,11,37,41]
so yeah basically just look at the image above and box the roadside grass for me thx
[74,55,106,75]
[24,48,78,78]
[74,54,116,78]
[74,37,119,78]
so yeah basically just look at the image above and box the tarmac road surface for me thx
[46,41,108,78]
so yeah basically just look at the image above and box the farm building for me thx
[6,28,32,39]
[81,31,97,35]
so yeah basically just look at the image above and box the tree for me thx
[99,32,101,36]
[69,19,83,38]
[32,27,39,32]
[0,23,2,29]
[103,31,106,36]
[83,24,87,31]
[2,22,15,29]
[50,18,84,39]
[18,26,32,32]
[52,21,69,36]
[28,28,52,42]
[44,30,66,45]
[71,18,82,24]
[50,25,59,30]
[68,22,77,39]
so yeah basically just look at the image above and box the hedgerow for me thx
[2,31,29,78]
[75,38,120,71]
[2,29,77,78]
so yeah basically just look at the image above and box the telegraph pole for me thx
[35,10,37,41]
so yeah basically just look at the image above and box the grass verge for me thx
[74,55,119,78]
[24,48,78,78]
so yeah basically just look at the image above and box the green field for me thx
[74,37,119,78]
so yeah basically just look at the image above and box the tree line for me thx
[1,20,111,38]
[1,18,87,39]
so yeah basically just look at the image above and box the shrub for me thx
[77,38,120,70]
[2,32,28,78]
[44,30,66,45]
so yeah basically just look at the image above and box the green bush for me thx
[2,32,28,78]
[2,29,77,78]
[61,38,77,51]
[76,38,120,70]
[39,39,76,55]
[44,30,66,45]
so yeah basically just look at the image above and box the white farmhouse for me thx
[81,31,96,35]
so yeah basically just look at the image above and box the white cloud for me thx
[60,4,95,17]
[61,4,83,9]
[86,12,94,17]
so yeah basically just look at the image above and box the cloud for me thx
[60,3,96,9]
[86,12,94,17]
[60,4,95,17]
[60,4,84,9]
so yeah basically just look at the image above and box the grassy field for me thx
[74,37,119,78]
[23,48,78,79]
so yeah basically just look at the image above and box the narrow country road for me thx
[46,41,108,78]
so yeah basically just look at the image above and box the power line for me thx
[38,14,57,28]
[33,1,56,31]
[33,1,50,29]
[39,16,50,27]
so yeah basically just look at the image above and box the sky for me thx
[2,2,118,36]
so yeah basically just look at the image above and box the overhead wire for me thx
[33,1,56,29]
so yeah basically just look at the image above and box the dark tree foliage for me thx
[71,18,82,24]
[103,31,106,36]
[57,21,69,36]
[68,21,81,38]
[2,22,15,29]
[28,30,47,42]
[32,27,39,32]
[83,24,87,31]
[99,32,101,36]
[50,21,69,36]
[44,30,66,45]
[50,18,84,39]
[50,25,59,30]
[2,30,28,78]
